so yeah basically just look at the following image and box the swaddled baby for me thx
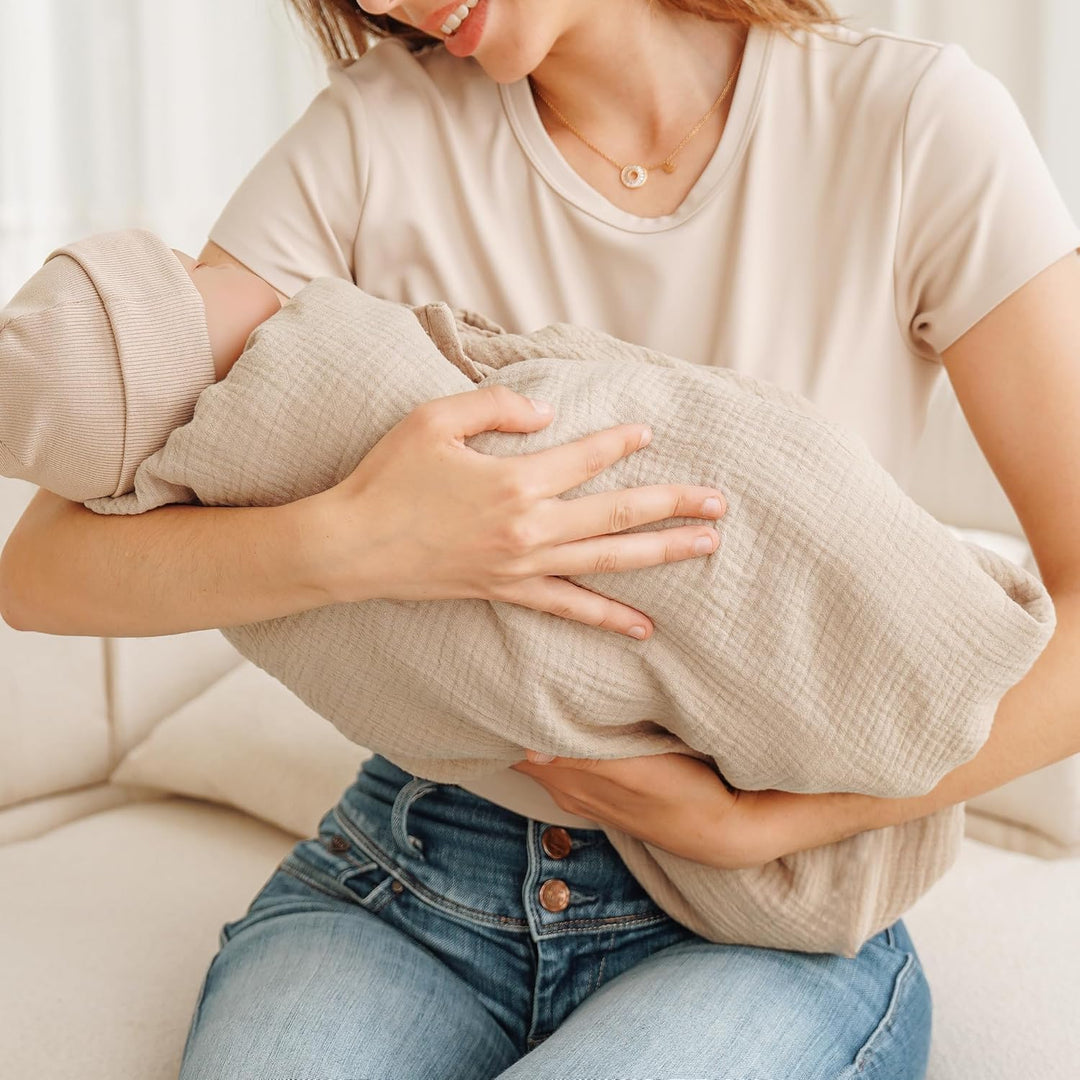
[0,229,1056,956]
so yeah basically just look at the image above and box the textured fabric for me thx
[206,25,1080,823]
[0,230,214,500]
[86,279,1055,955]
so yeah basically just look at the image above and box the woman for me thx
[4,1,1079,1076]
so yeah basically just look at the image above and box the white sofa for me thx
[1,374,1078,1080]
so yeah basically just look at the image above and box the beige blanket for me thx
[88,278,1055,956]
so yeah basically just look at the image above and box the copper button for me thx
[541,826,572,860]
[538,879,570,912]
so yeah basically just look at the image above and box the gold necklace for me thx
[530,57,742,190]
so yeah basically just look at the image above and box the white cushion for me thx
[112,660,371,837]
[0,781,159,847]
[0,798,295,1080]
[0,475,112,807]
[108,631,244,757]
[906,836,1080,1079]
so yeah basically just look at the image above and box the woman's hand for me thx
[309,385,726,639]
[511,750,880,870]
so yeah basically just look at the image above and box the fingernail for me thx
[694,534,717,554]
[531,399,553,413]
[638,428,652,448]
[628,625,648,639]
[529,752,555,763]
[703,497,722,515]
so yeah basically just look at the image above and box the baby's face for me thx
[173,251,282,379]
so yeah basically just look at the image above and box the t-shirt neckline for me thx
[499,23,772,234]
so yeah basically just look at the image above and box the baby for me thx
[0,228,1053,958]
[0,230,279,501]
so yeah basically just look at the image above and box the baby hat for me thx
[0,229,215,501]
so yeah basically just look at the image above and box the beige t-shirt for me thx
[210,22,1080,829]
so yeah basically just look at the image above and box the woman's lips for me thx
[443,0,487,57]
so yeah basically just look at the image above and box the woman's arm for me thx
[199,241,288,301]
[845,250,1080,827]
[0,383,727,639]
[0,488,332,636]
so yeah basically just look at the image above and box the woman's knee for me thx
[179,903,517,1080]
[495,925,931,1080]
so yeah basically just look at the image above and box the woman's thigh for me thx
[496,919,932,1080]
[177,869,519,1080]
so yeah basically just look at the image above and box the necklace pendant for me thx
[620,164,648,189]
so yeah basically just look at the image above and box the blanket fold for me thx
[88,278,1055,956]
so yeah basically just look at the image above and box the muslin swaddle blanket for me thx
[88,277,1056,956]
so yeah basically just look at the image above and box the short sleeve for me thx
[208,63,371,299]
[894,43,1080,361]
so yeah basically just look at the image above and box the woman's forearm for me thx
[861,586,1080,827]
[0,488,334,637]
[773,586,1080,856]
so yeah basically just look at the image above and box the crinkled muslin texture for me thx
[88,278,1056,956]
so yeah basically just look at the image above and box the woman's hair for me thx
[288,0,843,63]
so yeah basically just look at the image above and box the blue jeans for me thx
[179,754,932,1079]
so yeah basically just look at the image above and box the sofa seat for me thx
[0,797,295,1080]
[0,793,1077,1080]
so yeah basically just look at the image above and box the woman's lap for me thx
[500,923,931,1079]
[179,755,931,1080]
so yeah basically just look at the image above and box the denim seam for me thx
[332,806,533,930]
[311,829,381,875]
[221,892,362,939]
[592,926,616,996]
[533,912,674,933]
[280,855,382,905]
[332,805,674,935]
[281,856,401,915]
[849,949,917,1074]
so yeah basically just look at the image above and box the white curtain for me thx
[844,0,1080,222]
[0,0,327,302]
[1,1,1077,302]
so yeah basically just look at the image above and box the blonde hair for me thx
[288,0,843,63]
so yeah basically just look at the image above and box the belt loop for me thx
[390,776,439,858]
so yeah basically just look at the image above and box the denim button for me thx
[541,826,572,859]
[539,879,570,912]
[325,834,349,853]
[391,880,404,895]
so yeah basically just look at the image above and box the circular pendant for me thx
[620,164,648,189]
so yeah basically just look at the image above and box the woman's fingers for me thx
[519,522,720,581]
[531,483,726,548]
[322,387,729,637]
[512,419,657,500]
[425,384,560,440]
[492,574,657,639]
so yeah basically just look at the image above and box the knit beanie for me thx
[0,229,215,501]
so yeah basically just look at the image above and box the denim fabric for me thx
[178,754,932,1079]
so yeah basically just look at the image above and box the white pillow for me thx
[945,527,1080,858]
[111,660,371,838]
